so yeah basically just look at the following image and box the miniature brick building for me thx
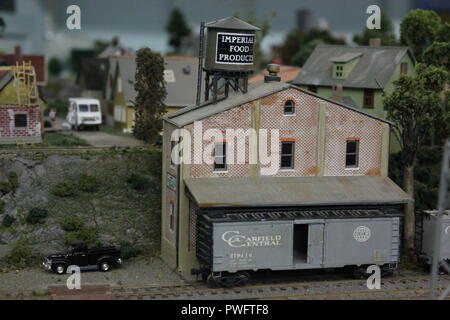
[160,17,410,280]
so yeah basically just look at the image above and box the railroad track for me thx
[0,146,150,154]
[111,274,450,300]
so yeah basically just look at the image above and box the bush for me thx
[61,216,84,232]
[120,241,142,260]
[0,181,12,195]
[52,180,75,197]
[2,214,15,227]
[64,228,101,248]
[8,172,19,191]
[78,173,98,192]
[5,242,35,269]
[44,120,52,128]
[0,200,5,214]
[127,174,150,191]
[25,208,49,225]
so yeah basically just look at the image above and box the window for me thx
[284,100,295,115]
[345,140,359,168]
[400,62,408,75]
[363,89,374,109]
[90,104,99,112]
[334,64,344,78]
[79,104,89,112]
[169,201,174,231]
[280,141,294,169]
[14,113,27,128]
[213,142,227,171]
[307,85,317,93]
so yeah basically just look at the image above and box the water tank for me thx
[204,17,260,72]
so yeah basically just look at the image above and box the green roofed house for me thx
[292,41,417,120]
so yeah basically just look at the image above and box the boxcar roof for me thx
[185,176,412,208]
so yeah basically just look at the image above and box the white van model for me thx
[67,98,102,130]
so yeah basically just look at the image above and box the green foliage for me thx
[422,42,450,78]
[119,241,142,259]
[166,7,191,54]
[235,10,275,70]
[353,13,398,46]
[133,48,167,144]
[2,214,16,227]
[26,208,49,225]
[127,174,150,191]
[383,63,448,166]
[78,173,98,192]
[61,216,84,232]
[400,9,442,59]
[8,172,19,191]
[64,227,101,248]
[0,199,5,214]
[5,241,35,269]
[280,28,345,66]
[43,133,90,147]
[47,99,68,116]
[52,180,75,197]
[48,57,63,77]
[44,120,52,128]
[0,181,12,195]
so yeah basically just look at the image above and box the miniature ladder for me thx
[430,139,450,300]
[12,61,37,106]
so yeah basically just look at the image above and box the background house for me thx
[292,41,416,120]
[0,63,44,144]
[0,46,46,85]
[106,55,200,132]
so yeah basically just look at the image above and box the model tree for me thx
[353,13,397,46]
[383,63,448,256]
[48,57,63,77]
[133,48,167,144]
[400,9,442,59]
[166,7,191,54]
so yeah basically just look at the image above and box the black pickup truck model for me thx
[43,242,122,274]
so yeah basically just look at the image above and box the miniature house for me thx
[0,62,44,144]
[160,17,411,280]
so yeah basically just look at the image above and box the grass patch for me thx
[100,125,134,138]
[43,133,90,147]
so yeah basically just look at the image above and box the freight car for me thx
[417,210,450,272]
[193,208,402,287]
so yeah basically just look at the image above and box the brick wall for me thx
[0,105,42,141]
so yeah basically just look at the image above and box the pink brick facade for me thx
[0,105,42,144]
[187,87,385,178]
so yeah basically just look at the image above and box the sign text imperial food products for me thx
[216,32,255,65]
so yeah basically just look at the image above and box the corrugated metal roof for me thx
[205,16,260,31]
[165,81,391,127]
[293,45,415,89]
[185,176,412,208]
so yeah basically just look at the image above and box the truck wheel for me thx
[54,264,67,275]
[99,261,110,272]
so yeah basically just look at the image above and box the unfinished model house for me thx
[0,62,44,144]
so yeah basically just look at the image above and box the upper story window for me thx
[363,89,374,109]
[213,142,227,172]
[280,141,295,169]
[333,63,345,78]
[400,62,408,75]
[345,139,360,168]
[14,113,27,128]
[284,100,295,115]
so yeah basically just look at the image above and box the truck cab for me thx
[67,98,102,131]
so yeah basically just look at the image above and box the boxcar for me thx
[194,208,401,286]
[418,211,450,270]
